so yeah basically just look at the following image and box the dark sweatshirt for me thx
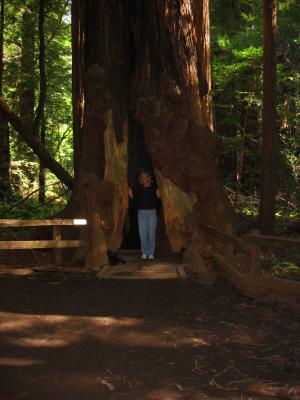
[134,184,158,210]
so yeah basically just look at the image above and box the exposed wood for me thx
[0,219,87,227]
[0,97,74,189]
[0,240,86,250]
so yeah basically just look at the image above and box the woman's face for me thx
[139,173,151,186]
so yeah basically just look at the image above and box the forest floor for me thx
[0,251,300,400]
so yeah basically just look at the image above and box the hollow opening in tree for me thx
[122,113,170,252]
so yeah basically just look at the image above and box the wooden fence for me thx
[0,219,87,265]
[204,224,300,306]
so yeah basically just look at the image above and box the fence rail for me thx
[0,219,87,265]
[204,223,300,306]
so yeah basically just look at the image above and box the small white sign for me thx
[73,219,87,225]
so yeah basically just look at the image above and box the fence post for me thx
[53,226,62,265]
[225,223,234,260]
[248,229,260,275]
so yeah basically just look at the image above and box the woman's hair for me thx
[138,171,152,182]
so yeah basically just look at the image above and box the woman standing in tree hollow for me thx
[128,172,160,260]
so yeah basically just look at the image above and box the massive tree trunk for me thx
[69,0,232,278]
[67,0,129,269]
[0,0,10,200]
[259,0,277,235]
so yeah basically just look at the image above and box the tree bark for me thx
[36,0,47,204]
[0,0,10,200]
[192,0,213,130]
[0,97,73,189]
[70,0,232,277]
[67,0,129,269]
[19,6,35,130]
[259,0,277,235]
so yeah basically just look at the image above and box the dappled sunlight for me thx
[0,267,34,277]
[0,309,271,354]
[0,357,45,367]
[6,336,69,348]
[0,312,71,333]
[1,310,214,350]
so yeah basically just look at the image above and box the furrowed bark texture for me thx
[259,0,277,235]
[70,0,232,279]
[68,0,129,269]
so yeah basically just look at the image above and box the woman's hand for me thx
[128,187,133,199]
[156,188,161,198]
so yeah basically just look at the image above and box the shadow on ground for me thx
[0,274,299,400]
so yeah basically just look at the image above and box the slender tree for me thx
[0,97,73,189]
[19,5,35,130]
[34,0,47,203]
[259,0,278,234]
[0,0,10,200]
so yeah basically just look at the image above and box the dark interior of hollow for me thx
[121,114,169,251]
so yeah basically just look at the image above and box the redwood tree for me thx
[259,0,277,234]
[70,0,231,276]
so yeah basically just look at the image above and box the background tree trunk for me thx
[19,6,35,130]
[259,0,277,234]
[0,97,73,189]
[0,0,10,200]
[192,0,213,130]
[35,0,46,204]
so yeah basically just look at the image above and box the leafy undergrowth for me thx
[0,196,67,241]
[261,251,300,282]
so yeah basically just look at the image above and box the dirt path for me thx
[0,269,299,400]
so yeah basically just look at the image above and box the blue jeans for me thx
[138,209,157,256]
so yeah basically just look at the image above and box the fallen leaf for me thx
[98,378,115,391]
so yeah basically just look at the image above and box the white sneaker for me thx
[148,255,154,260]
[141,254,147,260]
